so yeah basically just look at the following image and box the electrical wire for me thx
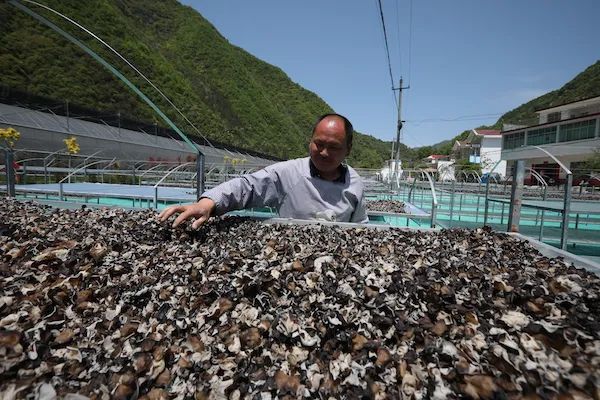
[405,112,504,124]
[407,0,413,86]
[395,0,402,81]
[375,0,398,109]
[19,0,215,149]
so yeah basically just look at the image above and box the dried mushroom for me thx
[0,199,599,399]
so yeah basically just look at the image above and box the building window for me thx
[558,119,596,142]
[527,126,557,146]
[503,132,525,150]
[547,112,561,123]
[570,108,589,118]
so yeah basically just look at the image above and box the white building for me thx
[464,129,507,178]
[380,159,402,183]
[437,160,456,182]
[501,95,600,182]
[422,154,450,166]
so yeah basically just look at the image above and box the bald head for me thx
[312,113,353,148]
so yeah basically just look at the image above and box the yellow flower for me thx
[0,127,20,149]
[64,136,80,154]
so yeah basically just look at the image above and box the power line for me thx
[407,0,413,86]
[405,112,504,124]
[375,0,398,108]
[395,0,402,79]
[19,0,215,149]
[393,0,413,86]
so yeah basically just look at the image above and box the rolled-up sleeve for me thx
[201,166,283,215]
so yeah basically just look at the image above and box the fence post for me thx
[538,185,547,242]
[4,149,16,197]
[449,180,456,227]
[483,176,491,226]
[196,152,205,200]
[560,173,572,250]
[507,160,525,232]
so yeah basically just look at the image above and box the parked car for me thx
[573,174,600,187]
[481,172,503,184]
[524,174,560,186]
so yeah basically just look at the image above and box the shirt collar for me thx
[309,158,347,183]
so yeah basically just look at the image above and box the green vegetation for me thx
[498,61,600,128]
[582,150,600,172]
[2,0,598,169]
[420,61,600,157]
[454,159,481,175]
[0,0,392,167]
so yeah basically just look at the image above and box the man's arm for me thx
[203,166,283,214]
[159,166,283,228]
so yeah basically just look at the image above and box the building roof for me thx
[534,95,600,114]
[426,154,448,159]
[473,129,501,136]
[0,103,277,169]
[501,111,600,134]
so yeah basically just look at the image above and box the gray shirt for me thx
[202,157,368,223]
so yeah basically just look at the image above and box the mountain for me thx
[0,0,391,168]
[497,60,600,127]
[422,60,600,155]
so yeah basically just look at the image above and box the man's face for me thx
[309,117,350,174]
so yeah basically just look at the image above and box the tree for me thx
[582,149,600,172]
[455,159,481,176]
[415,146,434,160]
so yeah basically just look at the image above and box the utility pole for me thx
[66,100,70,132]
[392,77,410,185]
[389,141,395,189]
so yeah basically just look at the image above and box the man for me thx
[158,113,368,228]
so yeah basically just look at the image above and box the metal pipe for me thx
[197,152,205,199]
[138,163,166,185]
[561,173,573,250]
[483,164,494,226]
[408,174,417,203]
[73,150,104,169]
[153,162,194,209]
[507,160,525,232]
[419,170,438,228]
[538,185,547,242]
[531,146,572,251]
[58,158,116,201]
[449,180,456,227]
[10,0,204,178]
[4,149,16,197]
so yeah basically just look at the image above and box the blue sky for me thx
[183,0,600,148]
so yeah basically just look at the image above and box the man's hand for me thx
[158,198,216,229]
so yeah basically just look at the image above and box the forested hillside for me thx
[0,0,391,167]
[498,60,600,128]
[422,60,600,155]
